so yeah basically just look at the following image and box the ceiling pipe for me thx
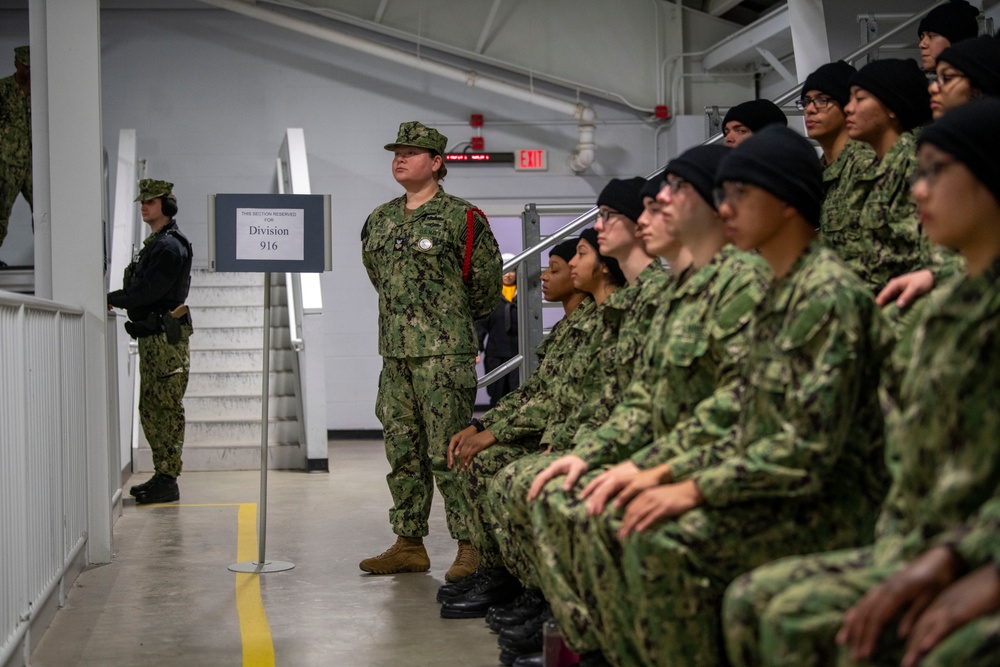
[198,0,599,173]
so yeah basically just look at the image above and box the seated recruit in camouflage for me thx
[359,121,502,582]
[484,178,688,638]
[722,97,1000,667]
[516,146,769,659]
[578,127,893,667]
[441,227,627,625]
[0,45,32,260]
[823,59,933,294]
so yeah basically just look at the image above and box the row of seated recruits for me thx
[434,13,1000,667]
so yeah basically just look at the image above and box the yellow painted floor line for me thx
[235,503,276,667]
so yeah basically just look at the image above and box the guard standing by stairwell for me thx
[108,179,194,504]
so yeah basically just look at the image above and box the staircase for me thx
[134,269,305,471]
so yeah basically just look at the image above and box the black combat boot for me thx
[129,472,166,497]
[134,473,179,504]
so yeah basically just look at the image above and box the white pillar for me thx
[788,0,832,82]
[30,0,113,563]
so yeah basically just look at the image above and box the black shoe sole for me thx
[440,605,489,619]
[135,492,179,504]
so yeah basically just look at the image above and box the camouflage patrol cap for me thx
[134,178,174,202]
[384,121,448,156]
[14,46,29,67]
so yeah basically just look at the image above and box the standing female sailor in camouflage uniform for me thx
[107,179,193,504]
[360,121,502,581]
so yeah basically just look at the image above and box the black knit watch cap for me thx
[597,177,647,224]
[802,61,857,108]
[716,126,824,227]
[722,99,788,132]
[640,170,666,201]
[937,35,1000,96]
[578,227,626,287]
[917,0,980,44]
[918,97,1000,206]
[548,238,579,263]
[664,145,731,210]
[849,59,933,131]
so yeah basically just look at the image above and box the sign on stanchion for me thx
[208,193,331,574]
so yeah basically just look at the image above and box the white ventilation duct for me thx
[199,0,598,173]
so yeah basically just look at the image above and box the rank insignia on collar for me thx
[417,238,433,251]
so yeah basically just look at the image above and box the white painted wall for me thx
[87,8,706,430]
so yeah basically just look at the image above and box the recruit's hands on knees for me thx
[527,455,588,502]
[447,426,497,472]
[616,479,704,539]
[901,563,1000,667]
[836,546,962,662]
[614,463,672,510]
[578,462,641,516]
[876,269,934,309]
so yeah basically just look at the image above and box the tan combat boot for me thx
[359,536,430,574]
[444,539,481,583]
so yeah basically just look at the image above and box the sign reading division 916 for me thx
[208,193,331,273]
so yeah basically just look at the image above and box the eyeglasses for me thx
[597,209,622,222]
[795,95,835,111]
[712,183,749,209]
[909,160,957,188]
[928,71,967,88]
[662,177,690,196]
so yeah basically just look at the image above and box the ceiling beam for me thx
[705,0,744,17]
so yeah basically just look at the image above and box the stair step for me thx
[184,418,300,445]
[190,349,295,373]
[187,286,265,307]
[189,326,290,350]
[185,395,297,421]
[186,370,296,396]
[190,271,265,288]
[191,306,289,328]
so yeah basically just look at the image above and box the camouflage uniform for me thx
[582,244,893,667]
[485,264,672,583]
[463,298,600,568]
[362,125,501,539]
[107,180,193,478]
[0,48,32,250]
[523,247,769,654]
[818,140,874,239]
[722,258,1000,667]
[821,132,931,294]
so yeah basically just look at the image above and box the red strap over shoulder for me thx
[463,207,489,284]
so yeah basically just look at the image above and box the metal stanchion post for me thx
[229,271,294,574]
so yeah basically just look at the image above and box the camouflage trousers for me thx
[531,468,612,655]
[138,325,191,478]
[587,498,872,667]
[0,160,32,247]
[486,452,560,588]
[724,545,1000,667]
[376,355,476,540]
[461,441,539,568]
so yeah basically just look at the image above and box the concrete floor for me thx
[30,440,505,667]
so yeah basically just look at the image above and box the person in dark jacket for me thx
[477,253,520,408]
[107,178,193,504]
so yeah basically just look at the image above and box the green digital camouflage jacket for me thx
[872,257,1000,567]
[361,187,502,358]
[487,296,605,445]
[480,297,596,443]
[663,245,892,522]
[544,261,672,450]
[573,246,769,469]
[0,75,31,167]
[821,131,931,293]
